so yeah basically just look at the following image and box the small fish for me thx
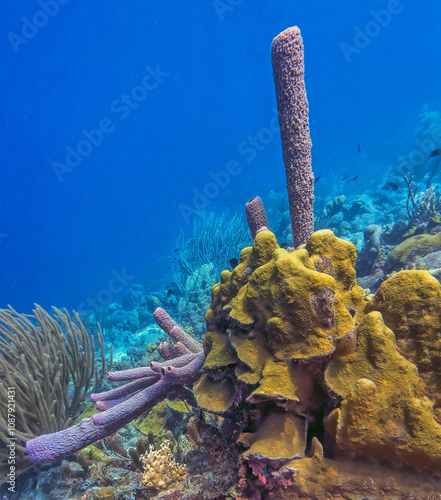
[280,242,289,249]
[430,148,441,157]
[219,243,229,255]
[229,258,238,268]
[387,181,399,191]
[314,175,321,183]
[342,175,350,181]
[358,143,361,153]
[166,289,174,298]
[174,248,180,252]
[353,175,358,181]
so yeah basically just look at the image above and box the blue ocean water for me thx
[0,0,440,313]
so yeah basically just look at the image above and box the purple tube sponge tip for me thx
[245,196,270,239]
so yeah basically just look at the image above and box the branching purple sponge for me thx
[25,308,204,463]
[272,26,314,248]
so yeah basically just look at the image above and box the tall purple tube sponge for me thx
[271,26,314,248]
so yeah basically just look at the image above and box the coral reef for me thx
[13,23,441,500]
[323,194,347,218]
[271,26,314,248]
[95,292,168,366]
[320,177,441,288]
[17,208,441,499]
[384,230,441,273]
[182,415,239,498]
[176,266,212,337]
[195,228,359,414]
[355,223,382,276]
[405,177,441,230]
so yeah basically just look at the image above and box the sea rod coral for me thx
[0,305,108,475]
[25,308,203,463]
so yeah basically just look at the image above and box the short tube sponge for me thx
[245,196,270,239]
[271,26,314,248]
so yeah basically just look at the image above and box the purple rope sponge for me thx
[272,26,314,248]
[26,310,204,463]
